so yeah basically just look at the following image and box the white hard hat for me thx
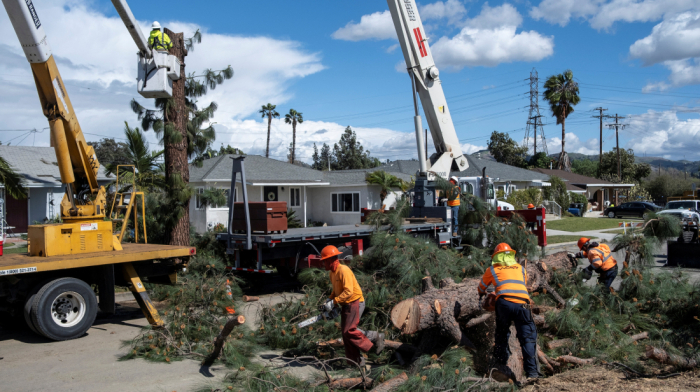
[450,176,459,183]
[151,21,161,29]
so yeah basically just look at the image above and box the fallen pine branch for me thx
[645,346,699,369]
[243,295,259,302]
[318,338,418,352]
[547,338,572,350]
[203,315,245,366]
[370,372,407,392]
[460,376,510,387]
[464,313,491,328]
[556,355,595,365]
[628,332,648,343]
[537,348,554,373]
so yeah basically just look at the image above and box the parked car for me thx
[665,200,700,213]
[603,201,661,219]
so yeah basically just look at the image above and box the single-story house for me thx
[377,155,551,196]
[188,155,412,232]
[0,146,111,233]
[531,169,635,211]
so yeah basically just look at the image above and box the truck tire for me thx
[23,284,44,335]
[29,277,98,341]
[608,211,616,219]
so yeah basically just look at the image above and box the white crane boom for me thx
[386,0,468,179]
[111,0,152,58]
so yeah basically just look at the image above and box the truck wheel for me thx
[29,277,97,341]
[608,212,616,218]
[23,284,44,335]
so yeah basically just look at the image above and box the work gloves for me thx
[581,265,594,282]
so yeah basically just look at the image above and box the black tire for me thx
[30,277,98,341]
[608,211,616,219]
[23,284,43,336]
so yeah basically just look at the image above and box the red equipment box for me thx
[496,207,547,247]
[231,202,288,234]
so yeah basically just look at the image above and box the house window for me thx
[331,192,360,213]
[195,188,204,210]
[290,188,301,207]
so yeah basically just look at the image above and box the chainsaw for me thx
[297,300,340,328]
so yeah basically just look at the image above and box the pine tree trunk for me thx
[165,29,190,247]
[291,120,296,164]
[266,115,271,158]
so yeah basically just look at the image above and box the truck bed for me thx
[0,243,195,276]
[218,222,449,246]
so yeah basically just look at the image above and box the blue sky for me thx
[1,0,699,162]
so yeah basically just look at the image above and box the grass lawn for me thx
[547,217,629,232]
[4,245,28,254]
[548,235,597,244]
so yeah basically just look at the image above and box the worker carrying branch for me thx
[478,243,539,380]
[574,237,618,290]
[321,245,384,366]
[447,176,461,236]
[148,21,172,50]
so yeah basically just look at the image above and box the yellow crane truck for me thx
[0,0,194,341]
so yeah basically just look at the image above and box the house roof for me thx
[531,169,635,188]
[0,146,110,187]
[190,155,329,185]
[378,156,551,182]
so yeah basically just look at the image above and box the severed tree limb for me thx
[243,295,259,302]
[318,338,418,352]
[537,348,555,373]
[628,332,648,343]
[542,282,566,307]
[556,355,595,365]
[547,338,572,350]
[645,346,699,369]
[464,313,491,328]
[421,276,435,293]
[439,277,455,288]
[370,372,408,392]
[203,315,245,366]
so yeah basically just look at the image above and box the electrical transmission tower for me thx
[524,68,547,156]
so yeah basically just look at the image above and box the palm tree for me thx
[0,156,26,199]
[284,109,303,164]
[259,103,279,158]
[543,70,580,171]
[105,122,165,191]
[365,170,405,204]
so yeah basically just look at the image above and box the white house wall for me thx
[306,185,399,226]
[28,186,63,224]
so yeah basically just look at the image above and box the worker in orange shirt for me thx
[574,237,618,290]
[478,243,539,380]
[447,176,461,236]
[321,245,384,366]
[526,203,536,231]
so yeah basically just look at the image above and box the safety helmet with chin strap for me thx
[152,21,161,30]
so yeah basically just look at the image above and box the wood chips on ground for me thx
[521,365,700,392]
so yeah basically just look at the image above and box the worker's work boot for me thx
[365,331,385,354]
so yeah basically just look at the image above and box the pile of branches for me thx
[122,255,256,366]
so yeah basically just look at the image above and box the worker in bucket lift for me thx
[574,237,618,290]
[447,176,461,236]
[321,245,384,367]
[478,243,539,381]
[148,21,172,51]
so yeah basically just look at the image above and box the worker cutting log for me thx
[478,243,539,381]
[574,237,618,290]
[321,245,384,367]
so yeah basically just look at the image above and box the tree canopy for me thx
[0,155,26,199]
[571,159,598,178]
[312,127,380,171]
[486,131,528,168]
[600,148,651,183]
[543,70,580,171]
[88,138,131,167]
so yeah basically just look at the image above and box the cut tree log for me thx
[318,338,418,352]
[243,295,259,302]
[547,338,572,350]
[556,355,595,365]
[370,372,408,392]
[645,346,699,369]
[203,315,245,365]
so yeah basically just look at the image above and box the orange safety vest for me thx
[478,264,531,305]
[583,244,616,272]
[447,184,461,207]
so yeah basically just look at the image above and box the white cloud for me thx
[419,0,468,25]
[630,12,700,90]
[529,0,700,30]
[0,0,324,148]
[331,11,396,42]
[547,133,600,155]
[625,111,700,157]
[629,12,700,65]
[431,4,554,69]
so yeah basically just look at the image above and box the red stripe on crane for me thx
[413,28,427,57]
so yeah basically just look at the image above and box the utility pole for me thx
[524,68,547,157]
[592,107,608,177]
[606,114,627,180]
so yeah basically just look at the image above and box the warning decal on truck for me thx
[0,266,37,276]
[80,223,98,231]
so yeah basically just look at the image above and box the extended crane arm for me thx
[3,0,105,219]
[386,0,468,178]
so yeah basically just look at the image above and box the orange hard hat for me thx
[320,245,342,261]
[492,243,514,258]
[577,237,590,250]
[527,203,535,209]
